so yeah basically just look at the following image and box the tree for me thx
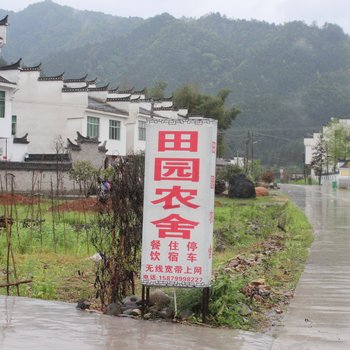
[217,164,243,182]
[92,154,144,306]
[173,85,240,156]
[146,80,168,100]
[310,134,326,185]
[261,171,275,184]
[323,119,350,172]
[69,160,98,197]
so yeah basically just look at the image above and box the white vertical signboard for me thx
[141,119,217,287]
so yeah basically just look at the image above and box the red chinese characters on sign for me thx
[158,131,198,152]
[150,250,160,261]
[151,213,199,239]
[151,186,199,209]
[142,123,216,287]
[151,240,161,250]
[154,158,200,182]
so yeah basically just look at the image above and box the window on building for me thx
[0,91,5,118]
[11,115,17,135]
[138,120,146,141]
[87,116,99,138]
[109,120,121,140]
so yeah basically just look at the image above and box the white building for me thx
[0,15,29,162]
[304,118,350,184]
[0,60,187,159]
[0,15,189,162]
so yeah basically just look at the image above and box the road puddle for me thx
[0,295,274,349]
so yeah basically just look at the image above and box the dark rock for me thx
[104,303,122,316]
[76,299,90,310]
[158,308,175,320]
[130,308,142,317]
[143,312,152,320]
[149,289,171,309]
[228,174,256,199]
[120,301,138,312]
[122,308,141,317]
[122,295,138,304]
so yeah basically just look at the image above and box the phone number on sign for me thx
[144,274,203,283]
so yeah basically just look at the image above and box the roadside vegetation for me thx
[0,189,313,331]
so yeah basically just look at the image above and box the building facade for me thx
[0,15,29,162]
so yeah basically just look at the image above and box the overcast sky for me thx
[1,0,350,33]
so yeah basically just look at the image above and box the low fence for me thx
[0,161,80,193]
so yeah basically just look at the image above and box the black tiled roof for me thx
[13,133,29,144]
[88,96,128,116]
[64,74,88,83]
[0,75,16,85]
[0,15,8,26]
[21,63,42,71]
[107,95,131,102]
[38,73,64,81]
[25,153,70,163]
[62,85,88,92]
[0,58,22,71]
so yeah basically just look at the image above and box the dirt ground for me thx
[0,194,110,213]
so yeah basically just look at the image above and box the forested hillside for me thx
[2,0,350,167]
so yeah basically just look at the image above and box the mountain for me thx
[2,1,350,168]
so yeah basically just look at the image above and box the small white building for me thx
[304,118,350,183]
[0,15,29,162]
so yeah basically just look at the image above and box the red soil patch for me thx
[0,194,37,205]
[53,197,110,213]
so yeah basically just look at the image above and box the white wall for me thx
[0,86,14,139]
[8,140,28,161]
[83,109,127,156]
[0,84,17,160]
[304,133,319,165]
[13,72,80,153]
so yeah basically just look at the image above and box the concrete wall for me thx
[0,138,107,193]
[70,142,106,170]
[0,162,78,193]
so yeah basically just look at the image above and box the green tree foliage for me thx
[217,164,243,182]
[69,160,98,197]
[4,4,350,165]
[310,134,326,184]
[173,85,240,155]
[323,119,350,171]
[145,80,167,100]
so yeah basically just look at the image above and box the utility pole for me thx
[251,131,254,178]
[245,131,250,175]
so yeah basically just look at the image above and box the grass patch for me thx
[175,194,313,330]
[1,193,313,331]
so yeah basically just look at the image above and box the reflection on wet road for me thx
[2,184,350,349]
[271,185,350,350]
[0,295,273,349]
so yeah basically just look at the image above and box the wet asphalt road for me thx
[271,184,350,349]
[1,184,350,349]
[0,296,273,350]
